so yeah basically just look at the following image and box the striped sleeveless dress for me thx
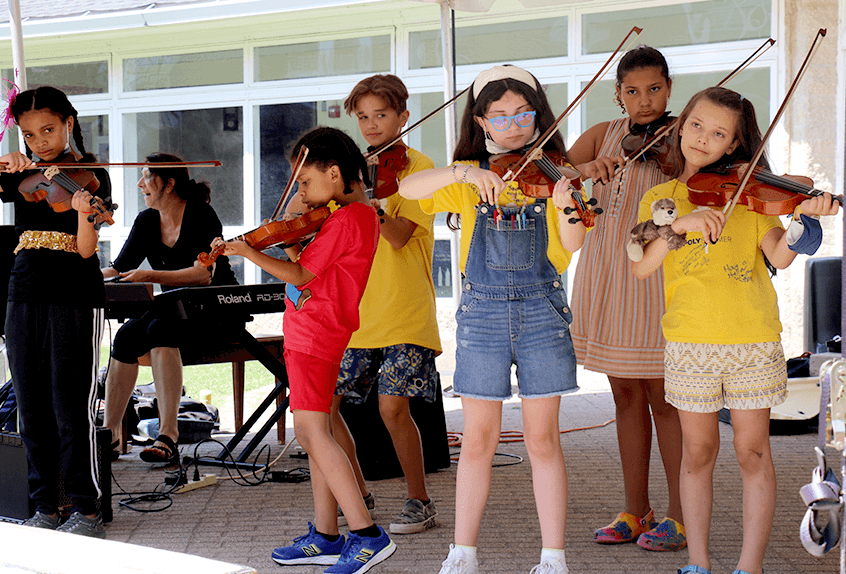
[570,118,670,378]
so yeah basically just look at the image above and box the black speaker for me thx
[340,375,451,481]
[804,257,841,353]
[0,427,112,522]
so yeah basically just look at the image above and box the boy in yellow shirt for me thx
[334,74,441,535]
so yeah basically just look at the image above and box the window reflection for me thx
[123,108,243,226]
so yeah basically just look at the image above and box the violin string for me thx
[754,170,814,195]
[49,171,111,219]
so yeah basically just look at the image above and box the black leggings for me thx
[6,301,103,516]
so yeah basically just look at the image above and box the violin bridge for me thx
[43,166,60,180]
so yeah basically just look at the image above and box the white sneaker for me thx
[438,544,479,574]
[529,560,568,574]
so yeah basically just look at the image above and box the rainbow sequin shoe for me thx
[637,517,687,551]
[594,508,656,544]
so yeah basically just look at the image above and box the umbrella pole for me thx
[9,0,27,90]
[440,1,456,162]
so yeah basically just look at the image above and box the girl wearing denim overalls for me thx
[400,65,585,574]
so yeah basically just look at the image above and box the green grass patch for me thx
[99,346,275,406]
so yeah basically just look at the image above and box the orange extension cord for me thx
[446,418,616,462]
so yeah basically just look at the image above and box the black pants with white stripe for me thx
[6,301,103,516]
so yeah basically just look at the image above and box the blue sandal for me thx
[679,567,711,574]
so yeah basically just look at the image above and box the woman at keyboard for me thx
[101,153,237,463]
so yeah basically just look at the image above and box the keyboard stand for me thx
[189,326,289,472]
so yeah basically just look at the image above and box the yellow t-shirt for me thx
[347,147,441,353]
[418,160,574,275]
[638,179,784,344]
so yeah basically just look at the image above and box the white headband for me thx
[472,65,539,99]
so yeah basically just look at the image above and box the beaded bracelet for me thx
[461,164,469,184]
[451,163,460,183]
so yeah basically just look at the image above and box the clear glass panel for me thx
[256,36,391,82]
[544,82,569,140]
[122,108,243,226]
[432,239,453,297]
[410,17,568,70]
[580,68,770,142]
[97,240,110,268]
[583,0,770,54]
[2,61,108,95]
[79,115,110,162]
[123,50,243,91]
[408,92,449,168]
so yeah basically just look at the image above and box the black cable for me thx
[188,437,308,486]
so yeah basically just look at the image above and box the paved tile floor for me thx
[93,367,841,574]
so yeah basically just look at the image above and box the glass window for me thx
[122,108,243,226]
[123,50,243,91]
[255,36,391,82]
[583,0,770,54]
[580,68,770,140]
[2,61,108,95]
[79,115,110,162]
[432,239,453,297]
[410,17,568,70]
[408,92,449,169]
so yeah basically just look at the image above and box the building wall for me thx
[779,0,842,355]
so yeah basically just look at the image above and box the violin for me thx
[18,154,116,229]
[197,146,324,267]
[620,112,677,175]
[197,206,330,267]
[490,151,603,227]
[687,163,842,217]
[366,143,410,200]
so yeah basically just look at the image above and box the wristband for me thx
[80,211,94,214]
[786,212,823,255]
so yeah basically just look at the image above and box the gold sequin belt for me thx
[14,230,78,254]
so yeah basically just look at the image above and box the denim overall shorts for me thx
[453,198,578,400]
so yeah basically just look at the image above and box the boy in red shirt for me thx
[212,126,394,574]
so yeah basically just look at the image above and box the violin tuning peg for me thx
[104,196,112,203]
[89,197,97,206]
[587,198,598,206]
[93,222,103,231]
[568,217,580,225]
[111,202,119,210]
[87,214,96,224]
[593,207,604,214]
[563,207,574,215]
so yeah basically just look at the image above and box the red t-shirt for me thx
[283,202,380,363]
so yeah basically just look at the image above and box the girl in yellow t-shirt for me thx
[632,86,839,574]
[400,64,585,574]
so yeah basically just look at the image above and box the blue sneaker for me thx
[323,526,396,573]
[271,522,345,566]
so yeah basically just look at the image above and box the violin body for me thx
[20,163,99,212]
[489,151,581,198]
[198,206,331,267]
[489,151,602,227]
[367,144,410,200]
[620,113,677,176]
[687,164,818,216]
[18,155,116,228]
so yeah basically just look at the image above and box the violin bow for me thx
[270,146,309,222]
[0,160,223,170]
[723,29,826,220]
[364,85,471,160]
[619,37,776,170]
[504,26,643,183]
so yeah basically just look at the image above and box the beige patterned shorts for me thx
[664,341,787,413]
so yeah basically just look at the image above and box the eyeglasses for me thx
[484,111,537,132]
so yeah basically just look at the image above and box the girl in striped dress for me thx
[568,46,685,551]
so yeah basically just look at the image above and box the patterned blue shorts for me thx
[336,344,438,404]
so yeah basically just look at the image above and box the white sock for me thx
[450,544,477,562]
[540,548,567,570]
